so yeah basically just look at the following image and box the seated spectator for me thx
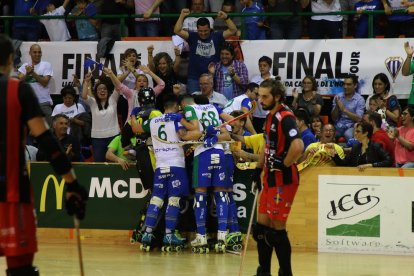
[37,114,82,162]
[147,45,182,112]
[240,0,266,40]
[310,115,324,141]
[367,111,395,165]
[266,0,309,39]
[298,123,345,168]
[291,75,324,117]
[331,74,365,141]
[353,0,382,38]
[367,95,388,129]
[38,0,71,41]
[366,73,401,127]
[333,121,393,170]
[192,73,228,109]
[69,0,99,41]
[105,135,137,170]
[52,86,86,122]
[294,108,317,149]
[208,42,249,101]
[388,107,414,168]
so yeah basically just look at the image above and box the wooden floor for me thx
[1,229,414,276]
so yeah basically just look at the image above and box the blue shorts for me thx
[224,153,235,189]
[152,166,189,198]
[192,148,226,188]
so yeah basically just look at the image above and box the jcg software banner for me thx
[318,175,414,256]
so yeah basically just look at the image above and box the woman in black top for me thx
[333,121,393,170]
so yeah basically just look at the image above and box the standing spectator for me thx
[147,45,182,112]
[18,44,54,127]
[240,0,267,40]
[223,82,259,135]
[340,0,359,36]
[69,0,99,41]
[214,1,241,37]
[0,34,87,276]
[402,41,414,108]
[208,42,249,100]
[266,0,309,39]
[184,0,214,32]
[117,48,143,124]
[291,75,324,117]
[310,0,343,39]
[353,0,382,38]
[382,0,414,38]
[133,0,163,37]
[333,121,393,169]
[250,56,274,133]
[192,73,228,108]
[12,0,42,41]
[389,107,414,168]
[294,108,317,149]
[368,111,395,165]
[174,8,237,93]
[37,114,82,162]
[251,78,304,276]
[52,86,86,119]
[37,0,71,41]
[204,0,224,12]
[331,74,365,141]
[366,73,401,127]
[81,70,120,162]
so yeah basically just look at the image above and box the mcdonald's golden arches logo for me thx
[40,174,65,212]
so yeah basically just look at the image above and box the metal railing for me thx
[0,9,410,39]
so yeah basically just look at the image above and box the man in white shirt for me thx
[38,0,71,41]
[192,73,228,108]
[18,44,54,126]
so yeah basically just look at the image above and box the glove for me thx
[204,125,220,137]
[203,135,218,148]
[65,180,88,220]
[164,112,183,122]
[267,154,286,171]
[251,168,262,193]
[130,107,141,117]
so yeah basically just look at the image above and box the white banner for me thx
[318,175,414,255]
[19,38,412,98]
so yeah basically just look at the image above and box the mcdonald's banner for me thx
[19,38,412,98]
[30,163,256,231]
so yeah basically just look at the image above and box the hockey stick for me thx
[238,189,259,276]
[216,100,257,129]
[74,218,85,276]
[152,135,236,146]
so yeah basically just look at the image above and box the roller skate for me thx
[225,231,243,253]
[190,234,210,254]
[162,233,185,252]
[140,232,155,252]
[130,228,143,244]
[214,231,227,253]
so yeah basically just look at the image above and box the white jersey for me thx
[223,94,251,114]
[143,114,185,168]
[184,104,224,157]
[52,103,86,118]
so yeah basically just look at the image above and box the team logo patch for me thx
[289,129,298,137]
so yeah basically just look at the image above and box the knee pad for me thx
[252,223,268,242]
[214,191,229,204]
[193,192,206,209]
[149,196,164,209]
[265,229,287,247]
[167,196,180,208]
[6,265,39,276]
